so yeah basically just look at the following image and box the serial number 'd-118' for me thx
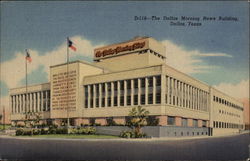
[95,41,146,58]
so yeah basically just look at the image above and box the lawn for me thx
[17,134,120,139]
[0,124,11,130]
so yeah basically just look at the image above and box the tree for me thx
[128,106,149,136]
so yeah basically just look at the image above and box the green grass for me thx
[0,124,11,130]
[17,134,120,139]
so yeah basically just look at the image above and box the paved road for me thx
[0,133,249,160]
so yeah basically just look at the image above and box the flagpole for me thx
[25,49,28,126]
[67,37,70,133]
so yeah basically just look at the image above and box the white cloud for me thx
[1,35,104,88]
[0,35,105,107]
[214,79,249,99]
[161,40,232,74]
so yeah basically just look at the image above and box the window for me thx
[134,79,138,89]
[182,118,188,127]
[202,120,206,127]
[167,116,175,125]
[141,78,145,88]
[148,77,153,87]
[120,96,124,106]
[148,94,153,104]
[89,118,95,125]
[193,119,198,127]
[134,95,138,105]
[156,75,161,86]
[140,94,145,105]
[114,96,117,106]
[127,95,131,106]
[120,81,124,90]
[156,93,161,104]
[127,80,131,89]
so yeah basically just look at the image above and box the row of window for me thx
[84,75,161,108]
[167,116,207,127]
[213,121,243,129]
[213,96,243,111]
[219,109,241,118]
[11,90,51,114]
[166,76,209,112]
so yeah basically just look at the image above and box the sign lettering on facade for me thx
[51,70,77,110]
[94,41,146,59]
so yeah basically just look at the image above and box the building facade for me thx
[10,37,244,136]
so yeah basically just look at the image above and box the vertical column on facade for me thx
[105,83,108,107]
[37,92,40,112]
[15,95,17,113]
[174,79,177,106]
[28,93,31,112]
[138,78,141,105]
[188,85,191,108]
[201,90,203,111]
[117,81,120,107]
[19,95,22,113]
[33,92,36,112]
[45,91,48,111]
[190,87,192,109]
[124,80,127,106]
[184,84,186,108]
[180,82,182,107]
[204,91,206,111]
[17,95,20,113]
[206,92,209,111]
[167,77,171,105]
[40,91,44,111]
[195,88,197,110]
[99,84,102,107]
[29,93,31,112]
[192,88,195,110]
[153,76,156,104]
[10,96,12,114]
[179,81,182,107]
[15,95,18,113]
[93,84,96,108]
[197,89,199,110]
[161,74,166,105]
[111,82,114,107]
[179,81,181,107]
[170,78,173,105]
[165,76,168,104]
[93,85,97,108]
[145,77,148,105]
[202,91,204,111]
[87,85,90,108]
[131,79,134,106]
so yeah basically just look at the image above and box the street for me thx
[0,133,249,160]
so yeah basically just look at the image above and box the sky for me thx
[0,1,249,110]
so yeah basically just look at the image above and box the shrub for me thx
[40,128,49,135]
[120,130,147,138]
[32,129,41,135]
[48,128,57,134]
[16,128,24,136]
[56,128,67,134]
[23,129,32,135]
[106,117,117,126]
[69,127,96,135]
[146,116,159,126]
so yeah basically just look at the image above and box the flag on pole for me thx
[25,49,32,63]
[67,38,77,51]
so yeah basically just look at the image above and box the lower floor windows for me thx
[167,116,175,125]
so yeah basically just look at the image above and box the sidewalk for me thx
[0,131,249,142]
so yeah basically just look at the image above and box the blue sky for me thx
[0,1,249,102]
